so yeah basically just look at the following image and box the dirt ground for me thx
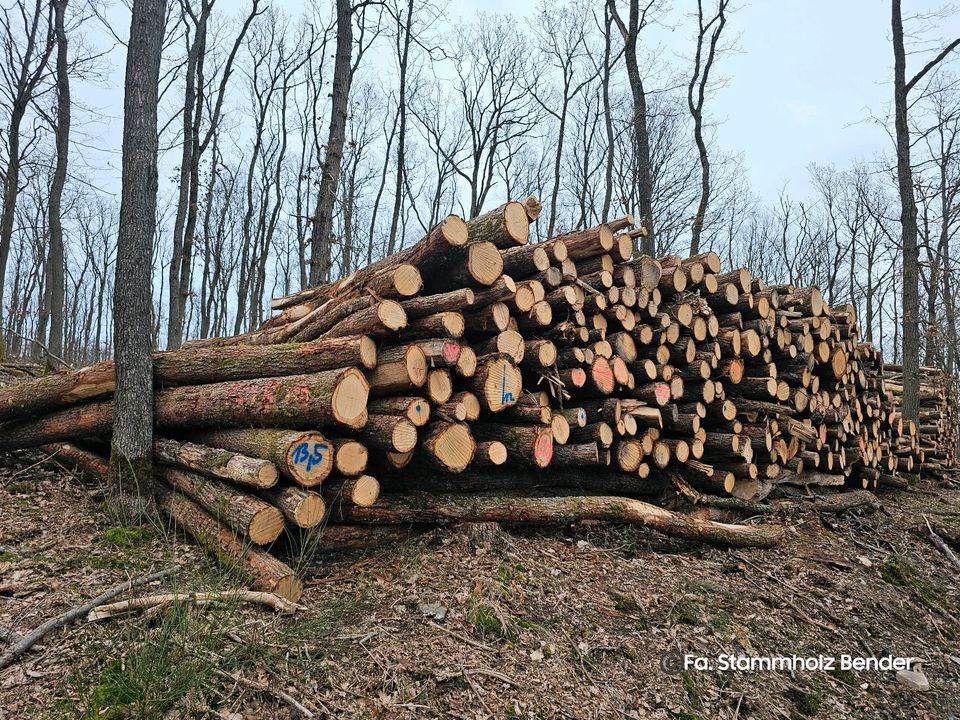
[1,449,959,719]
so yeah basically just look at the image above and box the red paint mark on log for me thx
[442,342,461,363]
[655,384,670,403]
[534,434,553,467]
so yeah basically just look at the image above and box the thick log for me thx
[190,429,333,487]
[0,368,368,450]
[466,201,529,248]
[354,414,417,452]
[322,300,407,339]
[0,336,377,423]
[154,438,278,489]
[159,466,284,545]
[331,438,368,476]
[466,355,522,413]
[368,344,428,395]
[401,288,475,319]
[420,421,476,472]
[402,311,464,340]
[159,488,302,602]
[337,492,782,547]
[260,485,326,528]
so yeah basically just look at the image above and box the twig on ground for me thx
[216,669,315,717]
[0,567,177,669]
[923,515,960,572]
[87,590,300,621]
[427,620,495,652]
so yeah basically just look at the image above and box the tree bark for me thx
[308,0,353,284]
[111,0,166,520]
[45,0,70,370]
[337,492,783,548]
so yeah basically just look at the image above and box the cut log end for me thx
[430,422,477,472]
[249,506,285,545]
[333,439,368,476]
[481,358,523,412]
[504,202,530,244]
[394,264,423,297]
[358,336,378,368]
[332,368,371,428]
[391,419,418,453]
[441,214,469,246]
[468,241,505,286]
[294,493,327,528]
[281,433,335,487]
[378,300,408,331]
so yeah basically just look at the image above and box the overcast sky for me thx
[77,0,960,206]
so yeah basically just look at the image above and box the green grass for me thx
[100,526,150,548]
[788,679,823,718]
[470,602,519,643]
[670,599,701,626]
[879,555,942,609]
[78,601,231,719]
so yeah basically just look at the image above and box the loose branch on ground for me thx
[0,567,177,669]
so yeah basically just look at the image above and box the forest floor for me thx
[0,449,959,719]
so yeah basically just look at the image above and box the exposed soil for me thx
[1,448,959,719]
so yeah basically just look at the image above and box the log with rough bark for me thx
[466,355,523,413]
[323,474,381,508]
[466,201,530,248]
[190,429,335,487]
[154,438,279,489]
[337,492,783,547]
[0,336,377,423]
[158,487,302,602]
[260,485,326,528]
[159,466,284,545]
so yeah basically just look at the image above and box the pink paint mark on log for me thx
[655,384,670,403]
[288,385,312,405]
[442,342,461,363]
[534,434,553,467]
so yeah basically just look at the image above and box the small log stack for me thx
[1,196,956,600]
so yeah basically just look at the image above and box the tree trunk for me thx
[308,0,353,285]
[337,492,783,548]
[111,0,166,520]
[45,0,70,370]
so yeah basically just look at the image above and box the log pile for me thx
[882,364,959,479]
[0,196,957,598]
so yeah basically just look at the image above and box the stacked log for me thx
[2,195,958,596]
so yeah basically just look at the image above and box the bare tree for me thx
[891,0,960,421]
[687,0,728,255]
[0,0,53,356]
[43,0,69,370]
[531,0,591,237]
[111,0,167,519]
[308,0,353,285]
[165,0,261,349]
[607,0,658,255]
